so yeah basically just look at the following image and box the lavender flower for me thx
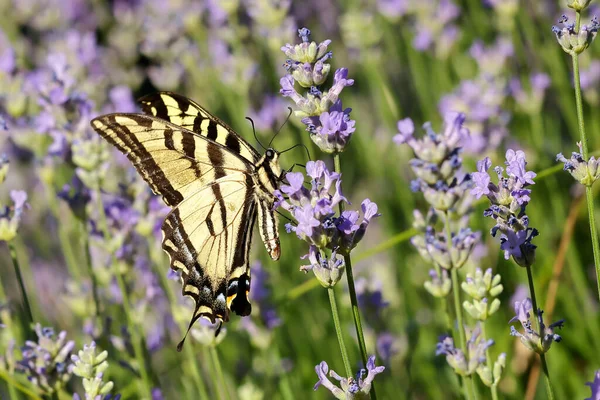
[586,370,600,400]
[313,355,384,399]
[509,73,551,115]
[472,150,538,267]
[71,341,116,399]
[556,141,600,186]
[435,324,494,376]
[16,324,75,394]
[0,189,28,242]
[552,14,600,55]
[301,246,345,288]
[509,298,564,353]
[276,160,379,256]
[280,28,356,153]
[395,112,471,211]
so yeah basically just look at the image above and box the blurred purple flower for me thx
[356,277,389,321]
[473,150,538,267]
[248,261,281,329]
[580,60,600,91]
[109,86,136,113]
[17,324,75,394]
[439,77,509,155]
[0,30,15,74]
[376,332,400,363]
[248,95,287,131]
[586,370,600,400]
[470,39,514,76]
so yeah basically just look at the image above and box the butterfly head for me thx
[256,148,283,190]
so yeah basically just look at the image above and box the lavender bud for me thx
[477,352,506,388]
[301,246,345,288]
[556,142,600,186]
[424,269,452,298]
[552,15,599,55]
[71,342,115,398]
[461,268,503,300]
[567,0,592,10]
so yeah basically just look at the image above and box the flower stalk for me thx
[334,153,377,400]
[8,242,33,329]
[327,287,352,378]
[525,266,554,400]
[570,12,600,304]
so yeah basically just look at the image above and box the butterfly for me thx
[91,92,282,348]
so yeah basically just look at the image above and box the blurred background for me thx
[0,0,599,399]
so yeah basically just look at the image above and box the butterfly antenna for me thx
[269,107,294,148]
[275,209,294,223]
[280,143,312,162]
[246,117,267,151]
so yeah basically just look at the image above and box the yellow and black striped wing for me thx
[90,114,259,332]
[91,114,252,207]
[138,92,260,163]
[161,172,257,327]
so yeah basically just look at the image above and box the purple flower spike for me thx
[475,150,538,267]
[313,356,384,398]
[509,297,564,354]
[277,162,378,266]
[505,149,536,185]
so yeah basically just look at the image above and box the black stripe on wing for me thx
[138,92,261,163]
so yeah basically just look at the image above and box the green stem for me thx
[571,14,600,304]
[480,323,498,400]
[525,266,554,400]
[95,193,153,399]
[80,213,101,317]
[333,153,377,400]
[444,212,471,400]
[8,242,33,327]
[209,346,229,400]
[328,287,353,377]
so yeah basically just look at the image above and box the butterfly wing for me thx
[138,92,260,164]
[162,172,257,326]
[91,114,252,207]
[91,114,259,333]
